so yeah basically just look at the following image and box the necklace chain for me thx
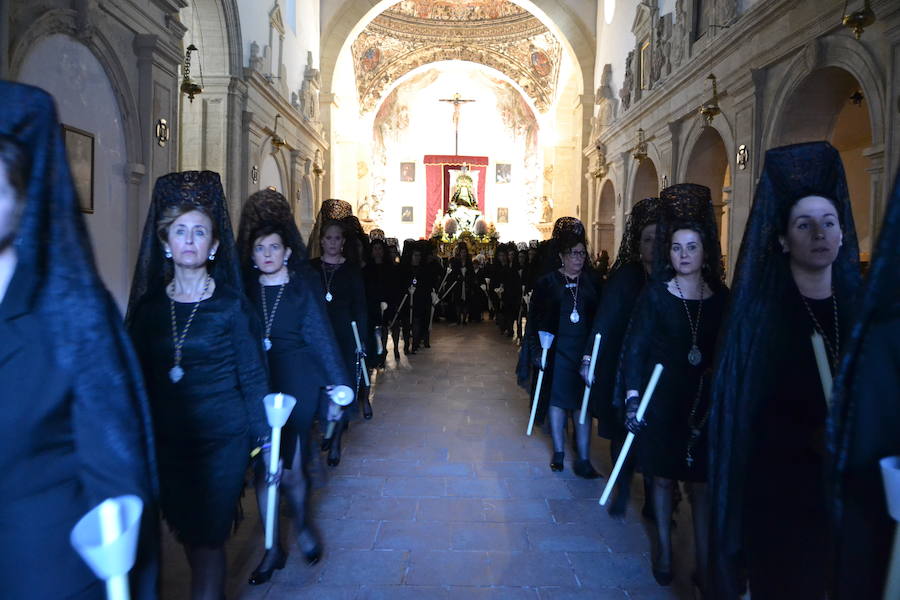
[322,262,338,298]
[261,281,288,343]
[169,275,212,372]
[799,291,840,370]
[674,277,704,354]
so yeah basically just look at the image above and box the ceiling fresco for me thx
[351,0,562,114]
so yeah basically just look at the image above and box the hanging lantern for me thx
[180,44,203,103]
[698,74,721,124]
[841,0,876,40]
[632,128,648,161]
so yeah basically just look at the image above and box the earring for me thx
[252,264,259,270]
[283,258,289,265]
[164,249,172,259]
[208,252,216,261]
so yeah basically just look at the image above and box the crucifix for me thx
[439,92,475,155]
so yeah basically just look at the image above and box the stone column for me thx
[133,33,182,233]
[0,0,9,78]
[863,144,885,247]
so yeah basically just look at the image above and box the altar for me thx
[424,154,488,238]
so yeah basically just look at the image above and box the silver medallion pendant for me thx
[570,310,580,324]
[325,292,333,302]
[264,337,272,351]
[688,345,702,366]
[169,365,184,383]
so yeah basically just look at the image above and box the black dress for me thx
[252,273,350,468]
[744,290,849,599]
[130,284,269,546]
[309,259,368,411]
[527,270,601,412]
[622,281,728,482]
[586,262,647,437]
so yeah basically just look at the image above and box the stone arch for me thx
[178,0,243,197]
[257,142,289,193]
[630,158,659,210]
[766,42,884,256]
[321,0,595,100]
[596,178,616,255]
[681,125,732,265]
[763,34,885,153]
[10,12,141,172]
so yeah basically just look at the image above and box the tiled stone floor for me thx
[162,321,696,599]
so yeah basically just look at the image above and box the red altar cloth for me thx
[424,155,488,237]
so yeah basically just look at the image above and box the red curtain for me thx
[423,155,488,237]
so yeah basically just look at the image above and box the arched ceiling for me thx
[351,0,563,114]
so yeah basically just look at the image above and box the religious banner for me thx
[423,155,488,237]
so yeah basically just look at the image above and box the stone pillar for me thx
[863,144,885,248]
[133,33,182,234]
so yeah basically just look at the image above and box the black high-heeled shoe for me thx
[363,400,373,420]
[573,459,601,479]
[651,550,673,586]
[550,452,564,472]
[248,548,287,585]
[298,528,323,565]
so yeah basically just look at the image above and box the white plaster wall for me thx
[595,0,638,103]
[17,34,130,312]
[237,0,314,92]
[259,152,285,191]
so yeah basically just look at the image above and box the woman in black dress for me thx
[237,190,351,583]
[0,82,158,600]
[448,242,475,325]
[364,238,396,366]
[830,171,900,599]
[582,197,662,517]
[526,219,602,478]
[621,184,728,591]
[308,201,369,467]
[709,142,861,599]
[127,171,270,600]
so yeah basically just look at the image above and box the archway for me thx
[596,179,616,256]
[259,153,285,192]
[178,0,242,199]
[631,159,659,208]
[17,34,131,310]
[321,0,594,236]
[773,66,875,259]
[684,126,731,266]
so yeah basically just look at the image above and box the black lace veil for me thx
[708,142,861,596]
[125,171,241,323]
[653,184,725,287]
[609,197,662,274]
[829,169,900,568]
[236,188,308,284]
[1,81,158,594]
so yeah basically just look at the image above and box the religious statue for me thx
[451,164,478,209]
[620,51,635,111]
[541,196,553,223]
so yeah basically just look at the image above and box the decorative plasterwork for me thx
[352,0,561,113]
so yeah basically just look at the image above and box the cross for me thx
[439,92,475,155]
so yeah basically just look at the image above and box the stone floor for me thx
[162,321,697,599]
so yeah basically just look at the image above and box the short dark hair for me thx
[0,134,29,202]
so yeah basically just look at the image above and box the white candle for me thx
[579,333,602,425]
[99,499,130,600]
[600,363,664,506]
[810,332,834,408]
[351,321,370,387]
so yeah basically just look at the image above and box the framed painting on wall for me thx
[497,207,508,223]
[496,163,511,184]
[62,124,95,213]
[401,206,414,222]
[400,162,416,182]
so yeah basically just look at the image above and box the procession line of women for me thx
[518,142,900,599]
